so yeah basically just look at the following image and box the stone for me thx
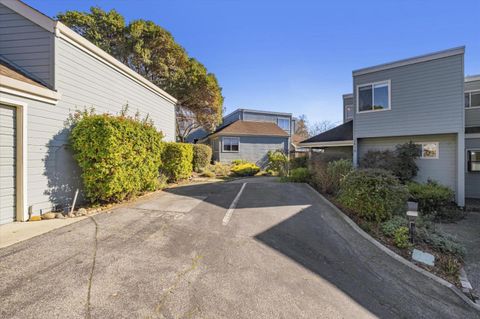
[412,249,435,266]
[77,208,87,216]
[67,212,75,218]
[55,213,66,219]
[41,212,56,220]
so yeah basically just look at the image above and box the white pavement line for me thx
[222,183,247,226]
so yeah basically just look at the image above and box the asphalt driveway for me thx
[0,178,478,318]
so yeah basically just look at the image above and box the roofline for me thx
[0,75,61,104]
[223,108,292,119]
[1,0,177,104]
[352,46,465,76]
[298,140,354,148]
[465,75,480,82]
[342,93,353,98]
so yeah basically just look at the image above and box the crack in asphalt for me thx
[86,216,99,319]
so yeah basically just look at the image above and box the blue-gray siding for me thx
[353,54,464,138]
[465,79,480,128]
[214,136,288,168]
[0,3,54,87]
[358,134,458,192]
[466,138,480,198]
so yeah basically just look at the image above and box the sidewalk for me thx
[437,211,480,295]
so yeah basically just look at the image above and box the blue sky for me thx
[26,0,480,124]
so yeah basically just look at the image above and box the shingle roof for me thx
[210,120,289,137]
[300,120,353,144]
[0,59,47,88]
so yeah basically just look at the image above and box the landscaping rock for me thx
[55,213,66,219]
[77,208,87,216]
[412,249,435,266]
[67,212,75,218]
[41,212,56,220]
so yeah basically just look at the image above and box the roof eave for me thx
[298,140,354,148]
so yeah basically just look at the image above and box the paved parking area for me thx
[0,178,478,318]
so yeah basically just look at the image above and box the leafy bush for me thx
[231,163,260,176]
[326,159,353,195]
[192,144,212,172]
[360,142,419,183]
[266,150,289,176]
[209,162,232,177]
[282,167,310,183]
[308,152,351,194]
[231,159,248,166]
[200,168,215,178]
[161,142,193,182]
[393,227,410,249]
[407,181,455,216]
[381,215,408,237]
[337,169,409,223]
[70,112,164,203]
[289,156,308,169]
[437,255,461,277]
[416,225,465,258]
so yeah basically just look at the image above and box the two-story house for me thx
[199,108,295,167]
[300,47,480,206]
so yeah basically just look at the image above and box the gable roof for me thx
[206,120,289,138]
[299,120,353,146]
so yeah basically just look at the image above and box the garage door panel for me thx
[0,105,16,224]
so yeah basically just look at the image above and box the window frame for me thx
[465,90,480,109]
[277,118,290,131]
[415,142,439,160]
[222,136,240,153]
[356,80,391,114]
[467,149,480,172]
[345,104,354,120]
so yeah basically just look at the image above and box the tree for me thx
[295,114,310,139]
[57,8,224,140]
[308,120,336,137]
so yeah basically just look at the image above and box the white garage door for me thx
[0,105,16,224]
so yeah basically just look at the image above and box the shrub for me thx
[289,156,308,169]
[231,163,260,176]
[326,159,353,195]
[282,167,310,183]
[308,152,351,194]
[231,159,248,166]
[393,227,411,249]
[360,150,396,171]
[437,255,461,277]
[192,144,212,172]
[381,215,408,237]
[200,168,215,178]
[416,225,465,258]
[407,181,455,216]
[210,162,232,177]
[161,142,193,182]
[267,150,289,176]
[337,169,409,223]
[70,112,163,203]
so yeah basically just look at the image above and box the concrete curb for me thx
[304,184,480,312]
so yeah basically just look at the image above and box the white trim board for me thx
[299,140,354,148]
[0,75,60,105]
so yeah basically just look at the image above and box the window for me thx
[465,91,480,108]
[415,142,439,159]
[357,81,390,113]
[468,150,480,172]
[223,137,239,152]
[277,118,290,131]
[345,105,353,121]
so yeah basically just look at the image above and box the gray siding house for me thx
[0,0,176,224]
[300,47,480,205]
[200,109,293,167]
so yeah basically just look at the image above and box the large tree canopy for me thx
[57,8,223,141]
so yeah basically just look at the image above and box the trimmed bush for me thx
[192,144,212,172]
[282,167,310,183]
[360,150,395,171]
[337,169,409,223]
[267,150,289,176]
[161,142,193,182]
[231,163,260,176]
[70,113,163,203]
[381,215,408,237]
[407,181,455,216]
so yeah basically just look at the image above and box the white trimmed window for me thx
[416,142,439,159]
[277,118,290,131]
[345,105,353,120]
[465,91,480,108]
[222,137,239,152]
[467,150,480,172]
[357,80,391,113]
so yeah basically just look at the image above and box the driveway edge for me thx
[304,184,480,312]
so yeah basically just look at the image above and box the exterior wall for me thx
[242,111,293,135]
[353,54,464,138]
[321,146,353,158]
[465,79,480,128]
[221,111,241,127]
[343,95,353,123]
[465,137,480,198]
[218,136,288,168]
[0,4,54,87]
[358,134,458,193]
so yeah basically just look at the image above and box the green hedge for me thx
[407,181,454,216]
[70,113,164,203]
[338,169,408,223]
[161,142,193,182]
[192,144,212,172]
[282,167,310,183]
